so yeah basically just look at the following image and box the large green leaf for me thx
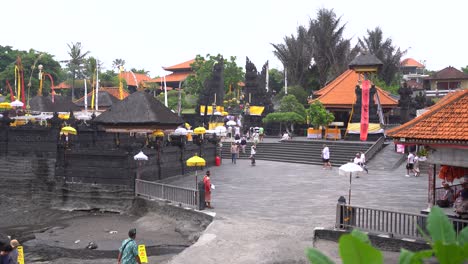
[433,241,467,264]
[427,206,456,244]
[306,248,335,264]
[458,226,468,245]
[339,234,383,264]
[350,229,370,244]
[399,249,434,264]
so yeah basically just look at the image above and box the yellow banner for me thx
[346,123,383,134]
[17,246,24,264]
[138,244,148,263]
[200,105,225,115]
[248,106,264,116]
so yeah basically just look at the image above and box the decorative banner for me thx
[396,144,405,153]
[138,244,148,263]
[17,246,24,264]
[360,80,370,141]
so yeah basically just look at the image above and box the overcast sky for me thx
[2,0,466,77]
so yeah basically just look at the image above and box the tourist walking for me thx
[259,127,264,142]
[413,154,420,177]
[234,126,240,138]
[240,136,247,154]
[230,143,239,164]
[406,152,415,177]
[117,228,141,264]
[203,171,213,208]
[360,152,368,173]
[322,144,331,169]
[0,245,13,264]
[252,131,259,145]
[250,145,256,166]
[9,239,19,264]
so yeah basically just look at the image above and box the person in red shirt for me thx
[203,171,213,209]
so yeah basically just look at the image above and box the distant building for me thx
[120,71,152,93]
[400,58,428,91]
[147,59,195,91]
[423,66,468,90]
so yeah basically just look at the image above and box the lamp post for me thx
[38,64,44,96]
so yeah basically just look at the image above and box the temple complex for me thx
[149,59,195,90]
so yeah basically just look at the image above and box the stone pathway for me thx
[164,149,429,264]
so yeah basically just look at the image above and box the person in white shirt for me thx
[250,145,256,166]
[406,152,415,177]
[322,144,331,169]
[360,152,368,173]
[279,131,290,141]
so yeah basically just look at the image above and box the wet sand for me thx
[1,197,203,263]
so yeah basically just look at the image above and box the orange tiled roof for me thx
[401,58,424,68]
[150,72,192,83]
[100,87,130,99]
[387,89,468,142]
[312,70,398,108]
[52,82,71,89]
[163,59,195,71]
[121,72,152,86]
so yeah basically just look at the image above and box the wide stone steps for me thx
[221,141,373,166]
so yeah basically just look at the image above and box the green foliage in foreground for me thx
[307,206,468,264]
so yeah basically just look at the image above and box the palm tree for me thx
[271,25,313,89]
[308,8,359,86]
[67,42,90,100]
[112,58,126,72]
[358,27,406,85]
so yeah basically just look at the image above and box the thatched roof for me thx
[93,91,184,125]
[75,91,119,107]
[348,53,383,68]
[29,95,80,112]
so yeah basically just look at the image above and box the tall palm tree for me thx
[308,8,359,86]
[112,58,126,72]
[358,27,406,85]
[67,42,90,100]
[271,25,313,88]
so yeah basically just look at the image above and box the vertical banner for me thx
[360,80,370,141]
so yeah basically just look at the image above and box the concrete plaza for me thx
[165,145,428,264]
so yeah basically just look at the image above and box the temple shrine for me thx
[149,59,195,90]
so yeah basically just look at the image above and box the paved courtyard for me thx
[164,145,429,264]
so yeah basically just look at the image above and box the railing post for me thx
[336,196,347,229]
[197,181,206,210]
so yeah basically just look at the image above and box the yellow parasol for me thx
[186,155,206,167]
[152,129,164,137]
[186,155,206,190]
[58,113,70,120]
[61,126,77,135]
[193,127,206,135]
[222,111,228,116]
[0,102,12,109]
[185,123,191,129]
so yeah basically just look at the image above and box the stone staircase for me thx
[220,140,374,166]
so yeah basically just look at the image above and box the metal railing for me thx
[135,179,198,208]
[336,204,468,239]
[364,136,386,161]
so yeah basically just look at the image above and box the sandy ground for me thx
[1,198,200,263]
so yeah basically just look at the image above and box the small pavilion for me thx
[311,69,398,125]
[93,91,184,132]
[387,89,468,208]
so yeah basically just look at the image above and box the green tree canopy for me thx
[66,42,90,100]
[185,54,244,96]
[279,94,306,117]
[306,101,334,128]
[156,89,194,112]
[276,85,309,105]
[358,27,406,85]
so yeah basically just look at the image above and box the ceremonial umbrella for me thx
[226,120,236,126]
[152,129,164,137]
[61,126,77,135]
[193,127,206,135]
[10,100,24,107]
[186,155,206,189]
[174,127,188,135]
[214,126,227,136]
[0,102,12,109]
[339,162,363,205]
